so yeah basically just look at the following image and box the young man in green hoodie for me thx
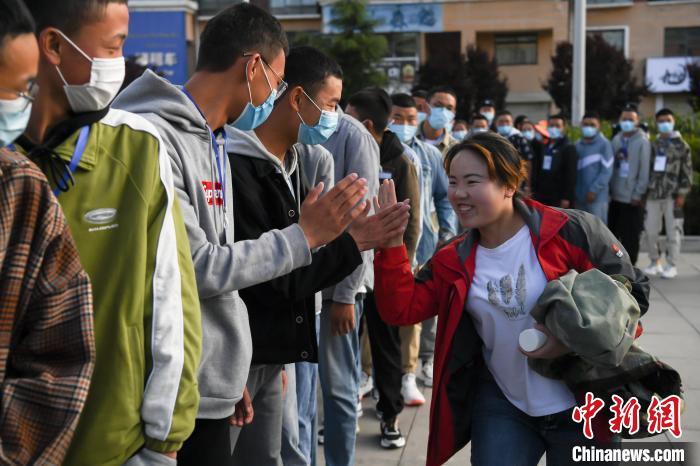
[17,1,201,465]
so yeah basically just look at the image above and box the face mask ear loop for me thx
[56,30,93,63]
[245,59,254,104]
[301,88,324,126]
[260,59,275,94]
[55,65,71,86]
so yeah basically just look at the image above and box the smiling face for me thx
[447,149,515,229]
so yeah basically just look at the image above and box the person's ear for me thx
[244,53,262,83]
[39,29,63,67]
[504,185,517,199]
[288,86,304,113]
[363,119,375,135]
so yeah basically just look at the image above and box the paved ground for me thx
[317,248,700,465]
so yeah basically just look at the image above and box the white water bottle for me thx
[519,328,548,352]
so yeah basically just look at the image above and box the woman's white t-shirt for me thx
[465,224,576,416]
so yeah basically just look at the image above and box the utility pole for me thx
[571,0,586,124]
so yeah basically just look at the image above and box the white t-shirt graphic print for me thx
[466,225,576,416]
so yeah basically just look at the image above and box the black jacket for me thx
[531,136,577,206]
[229,150,362,364]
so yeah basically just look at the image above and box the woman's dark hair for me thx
[444,132,528,192]
[0,0,35,53]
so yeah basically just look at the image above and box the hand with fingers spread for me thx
[373,179,409,249]
[299,173,370,249]
[348,180,411,251]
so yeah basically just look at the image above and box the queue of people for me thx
[0,1,690,465]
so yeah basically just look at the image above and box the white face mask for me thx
[55,30,125,113]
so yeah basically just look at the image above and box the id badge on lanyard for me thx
[617,139,629,178]
[654,146,667,172]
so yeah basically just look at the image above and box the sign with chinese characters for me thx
[377,59,418,94]
[322,3,443,33]
[646,57,699,94]
[124,11,189,84]
[572,392,683,439]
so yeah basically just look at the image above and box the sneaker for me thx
[380,418,406,449]
[317,427,324,445]
[401,373,426,406]
[420,359,434,388]
[643,260,663,276]
[360,371,374,399]
[661,265,678,279]
[357,399,364,418]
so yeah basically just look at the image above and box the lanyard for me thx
[54,125,90,197]
[181,87,228,228]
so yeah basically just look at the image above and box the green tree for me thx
[687,61,700,112]
[295,0,387,98]
[417,45,508,119]
[544,35,648,120]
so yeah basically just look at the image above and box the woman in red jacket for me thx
[374,132,649,466]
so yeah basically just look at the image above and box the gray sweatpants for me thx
[644,198,683,266]
[230,364,285,466]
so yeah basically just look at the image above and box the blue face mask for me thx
[582,125,598,139]
[297,90,339,145]
[548,127,562,139]
[0,96,32,148]
[427,106,455,131]
[482,111,495,125]
[657,121,674,134]
[522,130,535,141]
[497,125,513,136]
[619,120,636,133]
[388,123,418,144]
[417,111,427,124]
[231,59,278,131]
[452,130,467,141]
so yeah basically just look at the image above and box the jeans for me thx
[419,315,437,363]
[318,296,364,466]
[471,379,620,466]
[296,314,320,465]
[281,363,307,466]
[575,200,609,225]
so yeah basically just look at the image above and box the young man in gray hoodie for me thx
[225,45,409,466]
[609,104,651,265]
[114,5,375,464]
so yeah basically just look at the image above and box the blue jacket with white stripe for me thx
[575,132,614,204]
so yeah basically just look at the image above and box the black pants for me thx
[364,291,404,422]
[608,200,644,265]
[179,417,232,466]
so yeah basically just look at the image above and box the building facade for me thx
[127,0,700,120]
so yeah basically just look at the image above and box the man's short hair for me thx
[582,111,600,121]
[479,99,495,108]
[496,110,512,119]
[411,89,428,100]
[621,103,639,114]
[284,46,342,98]
[548,113,567,123]
[391,93,417,109]
[196,3,288,73]
[24,0,126,37]
[655,108,674,119]
[348,87,392,132]
[471,114,489,124]
[427,86,457,102]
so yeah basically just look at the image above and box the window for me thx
[494,33,538,65]
[587,0,633,5]
[270,0,319,16]
[381,33,419,59]
[198,0,244,16]
[587,28,626,55]
[664,27,700,57]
